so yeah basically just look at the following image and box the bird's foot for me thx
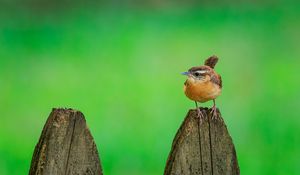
[210,106,223,122]
[195,107,205,124]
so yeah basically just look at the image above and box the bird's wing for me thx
[218,74,222,88]
[211,74,222,88]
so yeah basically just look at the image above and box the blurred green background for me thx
[0,0,300,174]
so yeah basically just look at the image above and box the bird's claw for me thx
[210,106,223,122]
[196,107,205,124]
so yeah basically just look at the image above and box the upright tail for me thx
[204,55,219,69]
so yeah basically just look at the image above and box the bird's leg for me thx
[195,101,204,123]
[211,99,222,121]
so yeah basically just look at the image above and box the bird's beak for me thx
[181,72,189,76]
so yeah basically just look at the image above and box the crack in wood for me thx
[29,108,103,175]
[64,112,77,175]
[197,118,204,175]
[207,112,214,175]
[164,108,239,175]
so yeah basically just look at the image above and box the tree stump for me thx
[29,108,103,175]
[164,107,239,175]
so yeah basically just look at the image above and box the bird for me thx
[182,55,222,122]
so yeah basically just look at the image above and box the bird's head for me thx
[182,55,219,83]
[182,66,212,82]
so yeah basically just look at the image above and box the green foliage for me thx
[0,4,300,175]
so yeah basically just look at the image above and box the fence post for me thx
[29,108,103,175]
[164,107,240,175]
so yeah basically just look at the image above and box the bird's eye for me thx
[194,72,200,76]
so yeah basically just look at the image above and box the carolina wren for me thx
[182,55,222,121]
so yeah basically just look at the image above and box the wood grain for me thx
[29,108,103,175]
[164,107,239,175]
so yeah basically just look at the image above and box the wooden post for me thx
[29,108,103,175]
[164,107,240,175]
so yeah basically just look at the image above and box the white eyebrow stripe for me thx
[196,70,207,74]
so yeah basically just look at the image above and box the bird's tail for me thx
[204,55,219,69]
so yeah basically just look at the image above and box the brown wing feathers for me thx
[204,55,218,69]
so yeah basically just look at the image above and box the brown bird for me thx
[182,55,222,121]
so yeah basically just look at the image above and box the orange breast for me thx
[184,79,221,103]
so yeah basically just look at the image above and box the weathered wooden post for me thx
[164,107,239,175]
[29,108,103,175]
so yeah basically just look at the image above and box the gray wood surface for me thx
[29,108,103,175]
[164,107,239,175]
